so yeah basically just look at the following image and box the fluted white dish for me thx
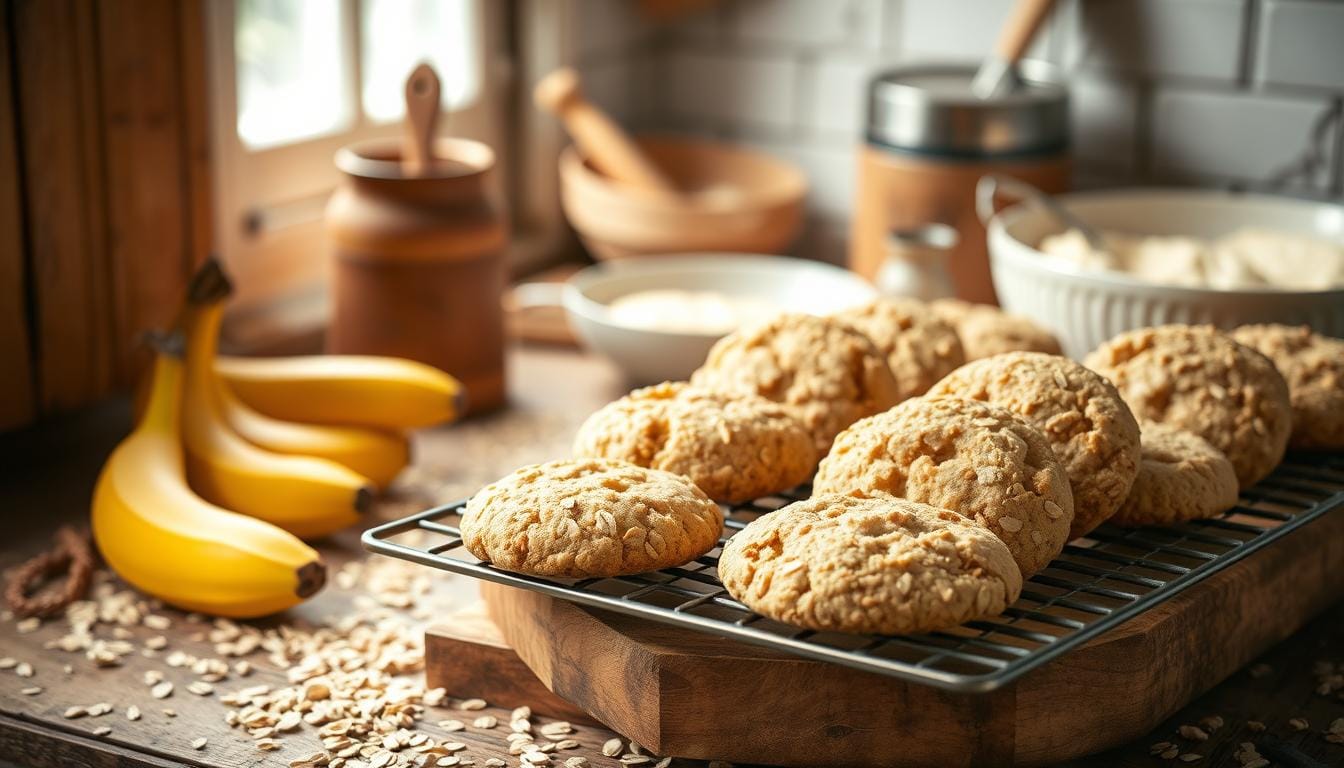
[987,189,1344,359]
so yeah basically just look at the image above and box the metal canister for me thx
[851,61,1070,304]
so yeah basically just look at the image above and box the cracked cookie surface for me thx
[813,396,1073,575]
[928,352,1141,538]
[690,313,901,454]
[929,299,1062,360]
[1231,324,1344,450]
[1084,325,1291,487]
[835,299,966,403]
[460,458,724,578]
[718,493,1022,635]
[572,382,817,503]
[1111,422,1239,526]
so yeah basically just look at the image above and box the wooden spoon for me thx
[971,0,1056,99]
[534,67,679,195]
[402,62,441,176]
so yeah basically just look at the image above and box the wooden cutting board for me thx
[428,508,1344,768]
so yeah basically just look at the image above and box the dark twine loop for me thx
[5,526,95,619]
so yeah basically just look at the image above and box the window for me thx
[206,0,502,346]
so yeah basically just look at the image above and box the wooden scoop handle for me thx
[534,67,678,194]
[403,63,441,176]
[993,0,1055,62]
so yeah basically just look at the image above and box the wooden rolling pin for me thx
[533,67,679,195]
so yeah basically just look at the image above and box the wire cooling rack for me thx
[364,452,1344,693]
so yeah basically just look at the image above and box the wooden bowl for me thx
[558,136,807,260]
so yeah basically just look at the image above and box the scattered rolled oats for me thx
[1288,717,1309,731]
[457,698,487,711]
[0,657,16,669]
[439,719,466,732]
[192,737,208,750]
[93,726,113,736]
[187,681,214,696]
[151,681,174,699]
[257,738,284,752]
[15,662,33,678]
[1245,720,1265,732]
[1178,755,1201,763]
[16,617,40,633]
[63,706,87,719]
[472,715,497,729]
[1197,715,1223,731]
[20,686,41,696]
[126,705,141,721]
[602,738,624,757]
[1177,725,1208,741]
[563,759,589,768]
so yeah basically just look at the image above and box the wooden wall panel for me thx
[96,0,193,382]
[3,0,209,429]
[12,0,113,412]
[0,9,35,430]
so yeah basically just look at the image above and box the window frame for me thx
[204,0,506,339]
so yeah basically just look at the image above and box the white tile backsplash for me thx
[729,0,885,50]
[665,49,801,131]
[568,0,1344,260]
[1062,0,1247,81]
[1256,0,1344,90]
[896,0,1056,62]
[1151,89,1337,186]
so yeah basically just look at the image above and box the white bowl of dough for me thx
[986,188,1344,358]
[513,254,876,384]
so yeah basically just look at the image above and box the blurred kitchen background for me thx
[2,0,1342,432]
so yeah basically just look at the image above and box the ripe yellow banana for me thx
[216,382,411,490]
[215,354,466,430]
[92,341,326,618]
[182,277,371,540]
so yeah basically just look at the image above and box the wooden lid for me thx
[335,137,495,181]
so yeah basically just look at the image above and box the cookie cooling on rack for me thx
[1110,422,1239,527]
[459,458,723,578]
[813,396,1074,576]
[690,313,901,454]
[572,382,817,503]
[718,493,1022,635]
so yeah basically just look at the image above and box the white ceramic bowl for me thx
[514,255,876,384]
[987,188,1344,359]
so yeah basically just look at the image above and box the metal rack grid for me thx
[363,452,1344,693]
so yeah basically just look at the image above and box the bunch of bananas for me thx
[92,260,465,617]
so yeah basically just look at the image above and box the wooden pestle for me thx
[534,67,680,195]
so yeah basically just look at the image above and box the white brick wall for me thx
[569,0,1344,260]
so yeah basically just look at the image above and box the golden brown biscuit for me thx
[928,352,1141,538]
[1110,423,1239,527]
[1084,325,1292,488]
[460,458,723,578]
[834,299,966,402]
[718,493,1022,635]
[572,382,817,503]
[929,299,1062,360]
[813,396,1074,576]
[1231,324,1344,450]
[690,313,901,453]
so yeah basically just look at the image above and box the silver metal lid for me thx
[866,60,1069,158]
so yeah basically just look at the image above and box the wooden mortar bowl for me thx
[558,136,807,260]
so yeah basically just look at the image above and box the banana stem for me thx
[186,257,234,306]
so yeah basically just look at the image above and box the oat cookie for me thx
[460,458,723,578]
[1084,325,1292,487]
[1231,324,1344,450]
[1111,423,1239,527]
[718,494,1022,635]
[928,352,1141,538]
[813,396,1073,575]
[572,382,817,503]
[929,299,1062,360]
[834,299,966,402]
[690,313,901,453]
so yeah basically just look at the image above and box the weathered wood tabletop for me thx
[0,345,1340,768]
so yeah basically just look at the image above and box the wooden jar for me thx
[326,138,507,413]
[851,62,1071,304]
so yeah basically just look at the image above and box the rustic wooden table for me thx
[0,345,1340,768]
